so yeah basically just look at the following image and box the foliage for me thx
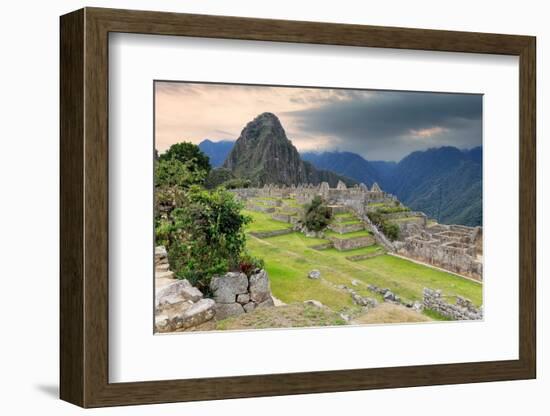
[238,251,265,276]
[159,142,211,176]
[160,186,250,290]
[367,211,400,241]
[222,178,252,189]
[155,158,206,189]
[381,222,400,241]
[204,168,234,189]
[301,196,332,232]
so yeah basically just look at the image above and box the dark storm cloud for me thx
[286,90,482,161]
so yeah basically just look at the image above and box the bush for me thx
[159,142,211,175]
[160,187,250,291]
[302,196,332,232]
[155,158,206,189]
[367,211,400,241]
[381,223,400,241]
[204,168,234,189]
[238,251,265,276]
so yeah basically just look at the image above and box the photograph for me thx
[153,81,484,333]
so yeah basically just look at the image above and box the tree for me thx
[302,196,332,232]
[159,142,211,175]
[160,186,250,291]
[155,158,206,189]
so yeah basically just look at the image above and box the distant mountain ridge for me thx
[198,139,234,167]
[221,112,356,187]
[197,126,482,226]
[301,151,382,187]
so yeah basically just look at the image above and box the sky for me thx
[155,81,482,161]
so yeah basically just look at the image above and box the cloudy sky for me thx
[155,81,482,161]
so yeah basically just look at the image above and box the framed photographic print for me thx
[60,7,536,408]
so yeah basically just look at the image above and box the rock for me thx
[351,279,360,287]
[174,298,215,329]
[214,302,245,320]
[243,302,256,313]
[155,270,175,280]
[155,245,168,264]
[236,293,250,305]
[155,262,170,272]
[249,269,271,303]
[339,313,351,322]
[383,291,396,302]
[156,279,203,310]
[257,297,275,308]
[210,272,248,304]
[155,314,171,333]
[304,299,324,308]
[308,269,321,279]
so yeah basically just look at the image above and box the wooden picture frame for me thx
[60,7,536,408]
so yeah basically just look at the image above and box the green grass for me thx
[321,245,383,258]
[422,308,453,321]
[243,209,292,233]
[244,210,483,313]
[335,219,362,225]
[325,229,372,239]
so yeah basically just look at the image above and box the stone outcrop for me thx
[210,269,274,321]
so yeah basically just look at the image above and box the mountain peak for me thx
[222,113,355,187]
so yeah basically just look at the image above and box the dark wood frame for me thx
[60,7,536,408]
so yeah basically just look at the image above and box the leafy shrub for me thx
[204,168,234,189]
[155,158,206,189]
[222,178,252,189]
[238,251,265,276]
[367,211,400,241]
[301,196,332,232]
[161,187,250,290]
[381,222,400,241]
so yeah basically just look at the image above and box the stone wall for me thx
[394,223,483,280]
[154,246,275,332]
[210,270,274,320]
[329,235,375,251]
[423,288,483,320]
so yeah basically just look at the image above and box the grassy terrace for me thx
[245,210,482,312]
[243,210,292,232]
[325,229,372,239]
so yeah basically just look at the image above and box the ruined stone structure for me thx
[154,246,274,332]
[231,181,483,281]
[394,223,483,281]
[423,288,483,320]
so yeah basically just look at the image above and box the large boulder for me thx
[214,302,245,320]
[210,272,249,304]
[249,269,271,303]
[155,279,203,310]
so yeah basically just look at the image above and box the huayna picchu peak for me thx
[223,112,356,187]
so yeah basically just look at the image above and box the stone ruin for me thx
[230,181,483,281]
[423,288,482,320]
[154,246,275,332]
[394,223,483,281]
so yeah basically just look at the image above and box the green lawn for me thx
[243,209,292,233]
[245,211,482,311]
